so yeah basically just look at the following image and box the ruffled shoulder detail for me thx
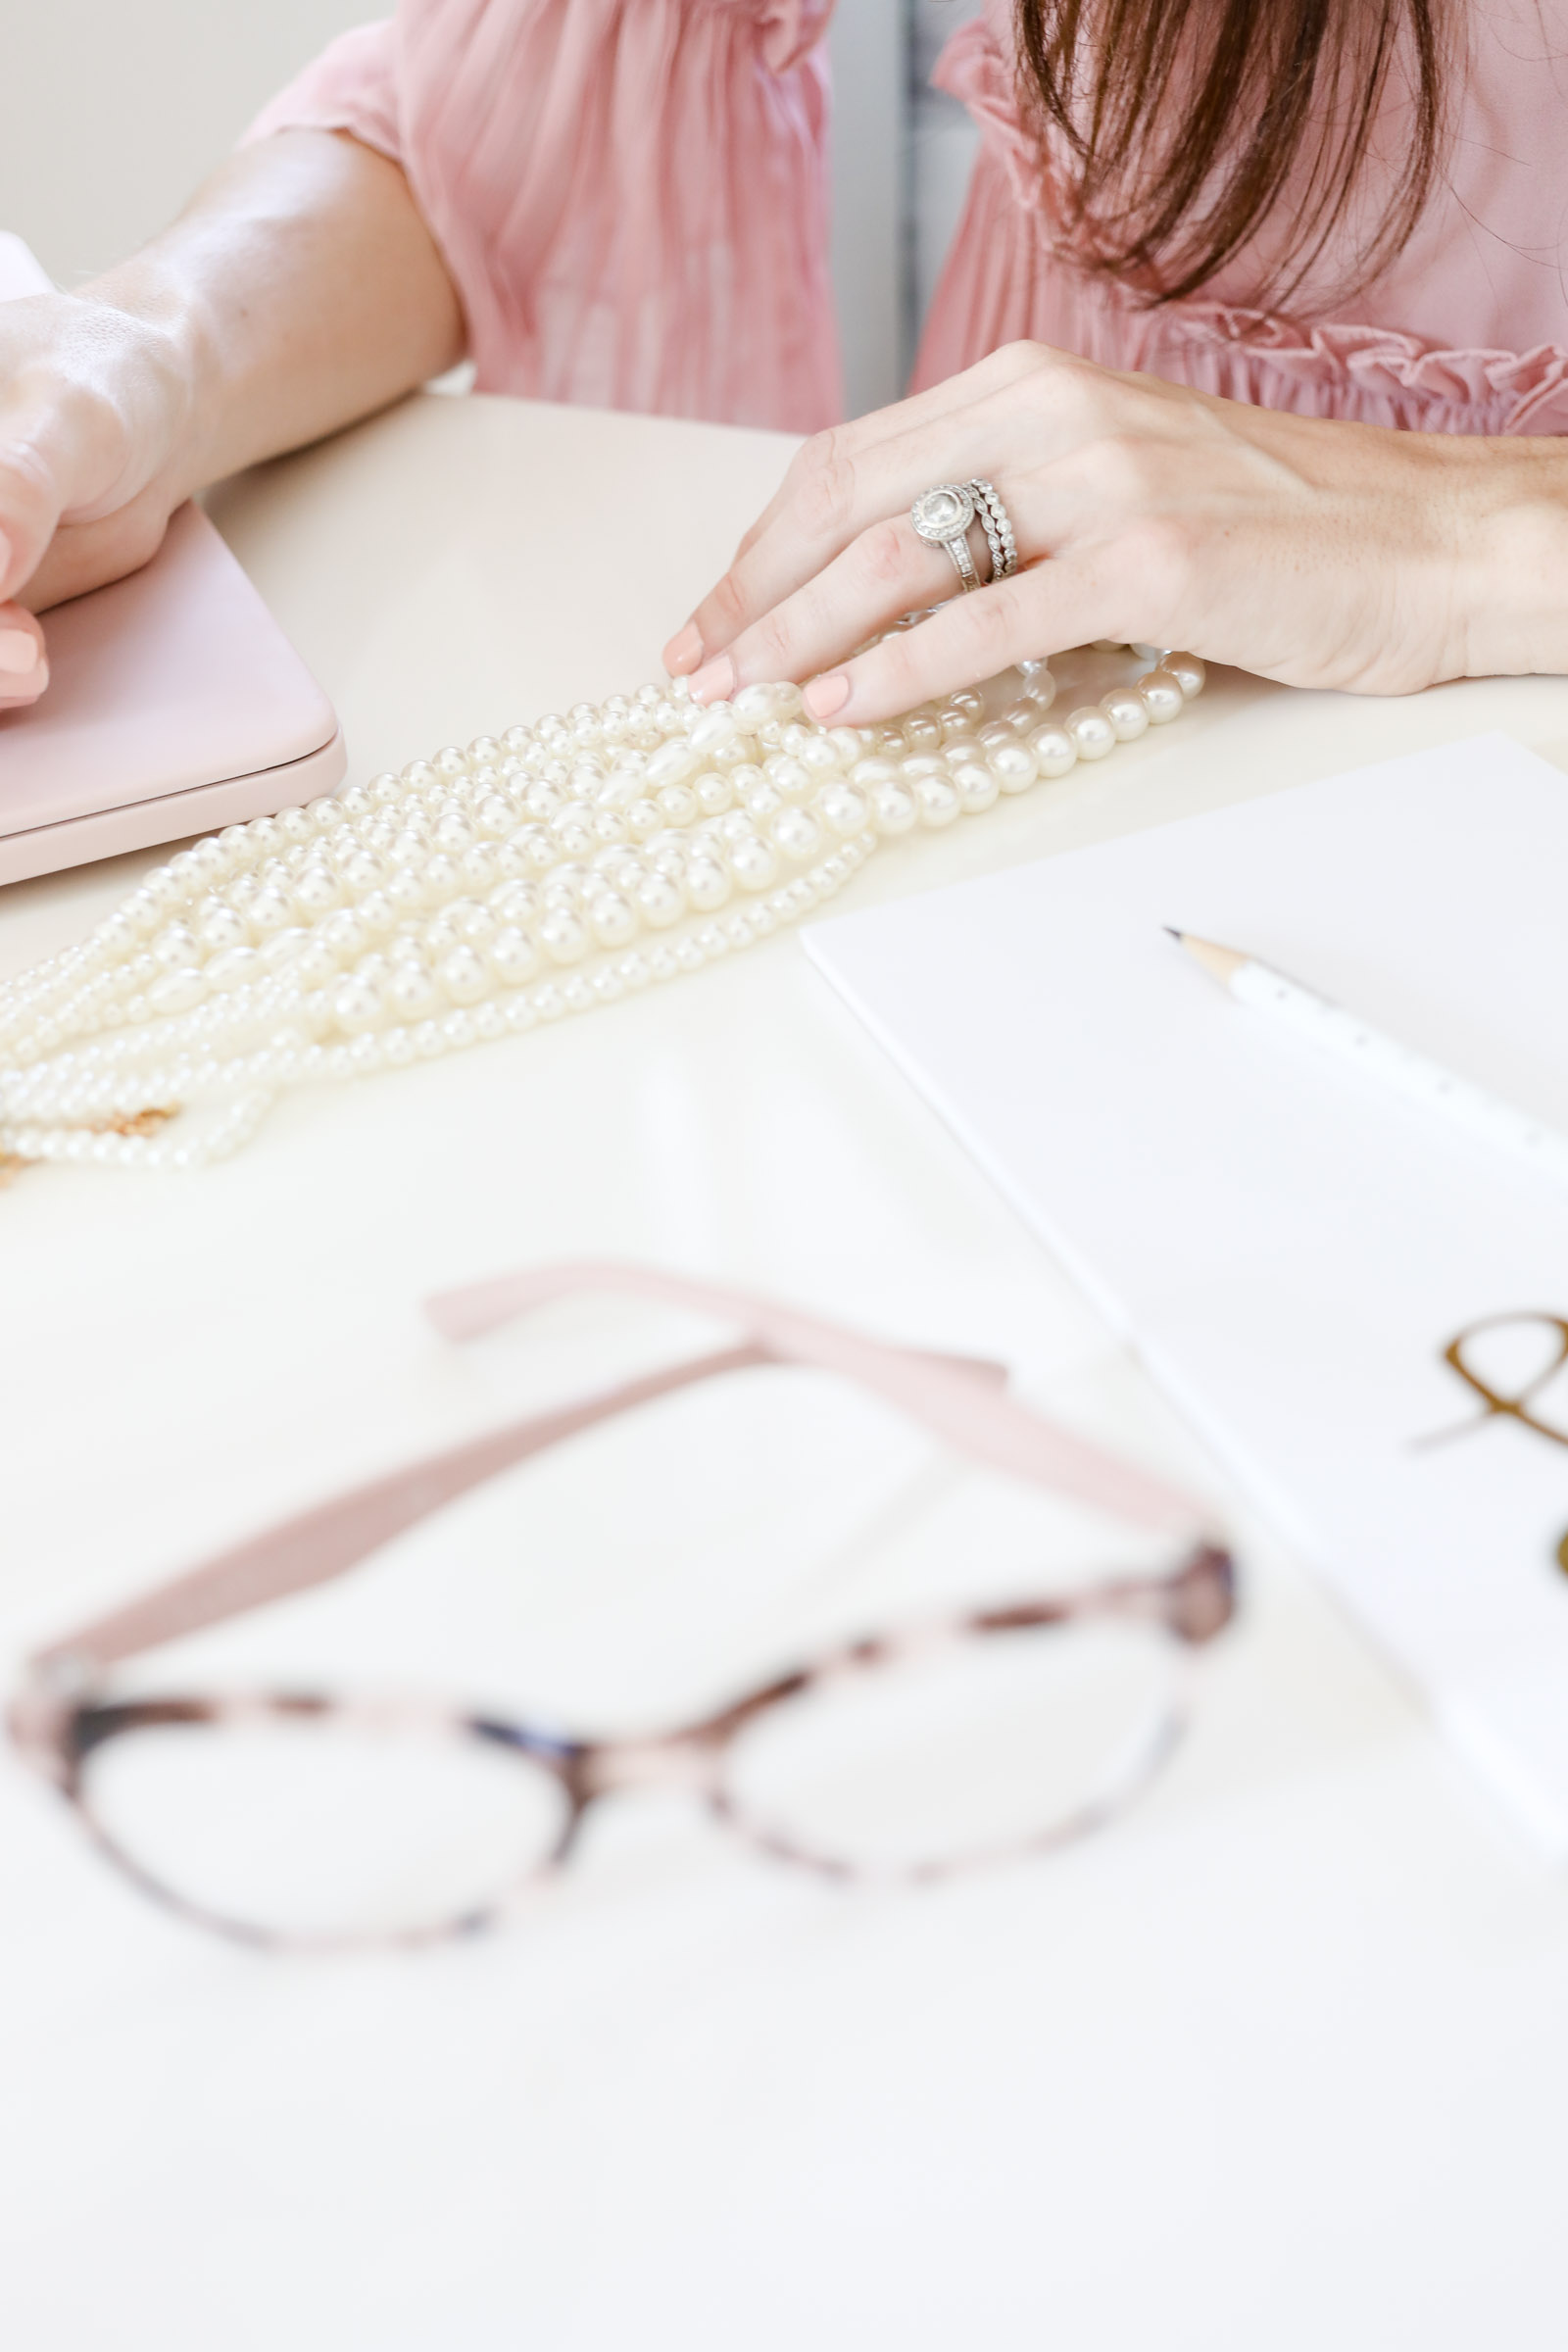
[1141,302,1568,434]
[931,14,1050,216]
[744,0,835,75]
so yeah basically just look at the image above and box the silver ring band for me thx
[943,529,979,594]
[966,478,1017,581]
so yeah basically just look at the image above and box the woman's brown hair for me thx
[1013,0,1450,307]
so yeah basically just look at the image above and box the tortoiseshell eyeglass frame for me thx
[10,1260,1237,1952]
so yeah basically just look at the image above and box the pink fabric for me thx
[249,0,1568,436]
[916,0,1568,435]
[246,2,841,433]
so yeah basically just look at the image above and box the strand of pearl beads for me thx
[0,649,1203,1172]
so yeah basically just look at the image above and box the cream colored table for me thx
[4,395,1568,2352]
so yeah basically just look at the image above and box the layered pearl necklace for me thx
[0,647,1203,1173]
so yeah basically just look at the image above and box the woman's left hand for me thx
[663,340,1566,722]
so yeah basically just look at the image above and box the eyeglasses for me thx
[10,1262,1236,1952]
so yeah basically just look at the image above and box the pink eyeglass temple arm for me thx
[26,1260,1210,1690]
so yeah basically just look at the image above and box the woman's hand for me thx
[664,341,1568,722]
[0,289,198,706]
[0,132,466,710]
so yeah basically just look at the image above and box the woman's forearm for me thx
[1449,435,1568,682]
[0,127,465,632]
[93,129,466,501]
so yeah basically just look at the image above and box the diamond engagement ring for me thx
[910,479,1019,592]
[910,482,982,593]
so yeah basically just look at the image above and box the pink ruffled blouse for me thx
[248,0,1568,438]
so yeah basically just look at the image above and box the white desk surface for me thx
[4,394,1568,2352]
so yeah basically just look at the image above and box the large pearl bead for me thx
[1100,688,1150,743]
[1065,706,1116,760]
[1028,725,1077,779]
[987,742,1039,795]
[1138,670,1185,724]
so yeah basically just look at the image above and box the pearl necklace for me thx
[0,648,1203,1174]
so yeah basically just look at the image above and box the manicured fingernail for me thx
[0,658,46,704]
[804,671,851,721]
[689,653,735,705]
[663,620,704,675]
[0,627,39,674]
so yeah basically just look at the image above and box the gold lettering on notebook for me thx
[1431,1313,1568,1574]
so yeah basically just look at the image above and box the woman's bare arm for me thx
[0,128,464,702]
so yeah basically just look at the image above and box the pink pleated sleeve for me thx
[246,1,842,433]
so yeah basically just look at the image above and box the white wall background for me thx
[0,0,979,419]
[0,0,371,286]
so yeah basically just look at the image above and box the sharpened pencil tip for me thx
[1162,925,1183,941]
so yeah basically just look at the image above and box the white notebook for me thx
[807,732,1568,1851]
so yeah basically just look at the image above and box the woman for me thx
[2,0,1564,724]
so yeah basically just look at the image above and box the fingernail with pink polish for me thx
[804,672,851,722]
[689,653,735,705]
[0,627,41,675]
[663,620,704,676]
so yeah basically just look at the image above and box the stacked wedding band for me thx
[966,479,1017,581]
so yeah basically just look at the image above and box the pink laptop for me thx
[0,233,345,885]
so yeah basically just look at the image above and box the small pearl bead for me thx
[1065,706,1116,760]
[1164,652,1205,698]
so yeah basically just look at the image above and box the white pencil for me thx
[1167,929,1568,1191]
